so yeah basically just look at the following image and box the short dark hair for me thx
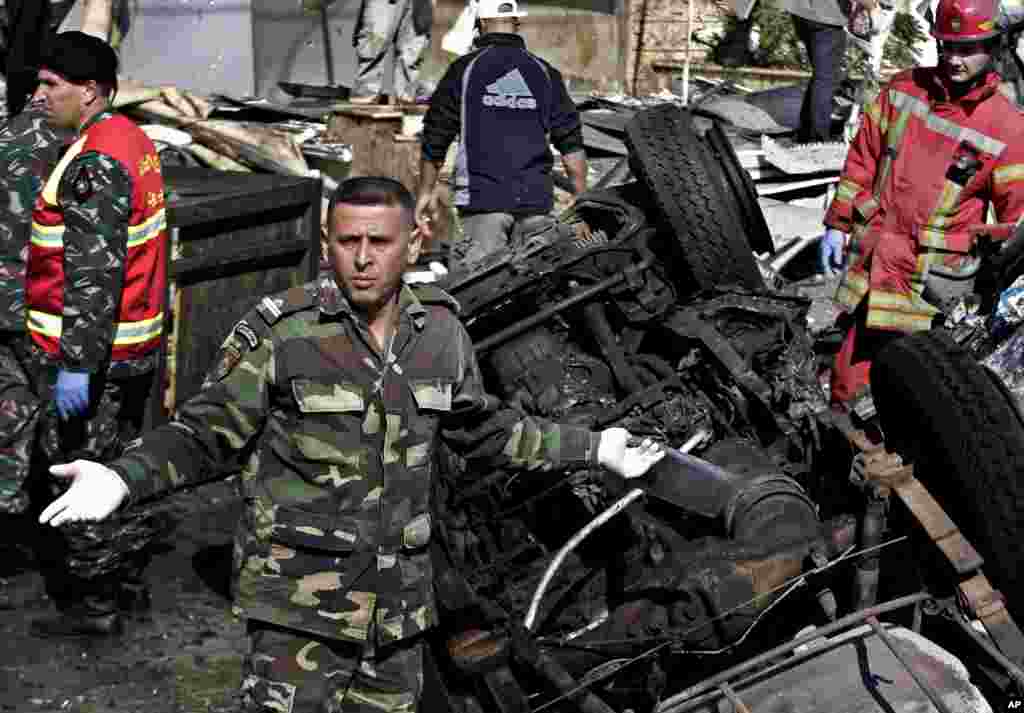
[329,176,415,228]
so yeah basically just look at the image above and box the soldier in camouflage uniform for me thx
[0,103,65,516]
[39,177,663,711]
[24,32,170,638]
[0,99,67,611]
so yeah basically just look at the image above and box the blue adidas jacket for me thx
[422,33,584,214]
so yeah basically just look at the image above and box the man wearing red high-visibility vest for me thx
[821,0,1024,405]
[24,31,169,638]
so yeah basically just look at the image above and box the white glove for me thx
[597,427,665,479]
[38,460,130,527]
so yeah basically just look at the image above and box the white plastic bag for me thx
[442,1,479,56]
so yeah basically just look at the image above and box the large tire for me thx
[702,122,775,257]
[871,331,1024,616]
[624,105,765,291]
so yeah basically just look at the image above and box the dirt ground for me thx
[0,479,248,713]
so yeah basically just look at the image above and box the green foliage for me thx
[705,0,929,74]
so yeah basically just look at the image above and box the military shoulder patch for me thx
[233,320,260,351]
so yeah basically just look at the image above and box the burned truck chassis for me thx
[421,106,1024,712]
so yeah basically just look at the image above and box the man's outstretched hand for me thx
[597,427,665,479]
[38,460,130,527]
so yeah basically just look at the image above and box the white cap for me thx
[477,0,527,20]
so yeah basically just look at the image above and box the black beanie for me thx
[39,31,119,86]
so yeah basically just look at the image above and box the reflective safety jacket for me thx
[26,112,167,366]
[825,68,1024,332]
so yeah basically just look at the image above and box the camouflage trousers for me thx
[353,0,429,101]
[0,331,40,514]
[30,366,170,614]
[240,622,424,713]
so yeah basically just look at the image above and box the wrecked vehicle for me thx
[418,104,1024,712]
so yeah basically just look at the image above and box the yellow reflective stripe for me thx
[27,310,61,338]
[890,89,1006,155]
[920,181,963,249]
[27,310,163,345]
[835,270,870,309]
[126,209,166,248]
[864,97,884,129]
[41,136,87,206]
[866,307,935,332]
[854,196,879,220]
[113,313,164,344]
[30,222,64,248]
[835,178,861,202]
[867,288,938,332]
[994,164,1024,186]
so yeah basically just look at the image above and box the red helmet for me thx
[932,0,1002,42]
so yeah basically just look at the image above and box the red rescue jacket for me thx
[825,68,1024,332]
[26,113,167,362]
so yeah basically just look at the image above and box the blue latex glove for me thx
[55,370,90,420]
[819,228,846,277]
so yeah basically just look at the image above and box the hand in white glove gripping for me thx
[38,460,130,527]
[597,427,666,479]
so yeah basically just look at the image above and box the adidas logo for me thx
[482,69,537,109]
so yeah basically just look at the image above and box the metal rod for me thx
[682,0,693,104]
[524,488,645,632]
[320,6,336,87]
[476,255,655,353]
[719,684,751,713]
[655,592,932,712]
[866,616,955,713]
[947,611,1024,689]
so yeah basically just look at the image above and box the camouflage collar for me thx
[317,272,428,331]
[79,109,115,134]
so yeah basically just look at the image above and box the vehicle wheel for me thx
[702,122,775,257]
[871,330,1024,616]
[624,105,765,291]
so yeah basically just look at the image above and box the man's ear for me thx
[83,79,100,106]
[407,226,424,266]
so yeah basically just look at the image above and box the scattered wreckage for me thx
[418,104,1024,712]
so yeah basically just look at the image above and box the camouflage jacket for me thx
[0,106,64,331]
[112,274,601,645]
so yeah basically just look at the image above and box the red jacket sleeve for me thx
[824,87,889,233]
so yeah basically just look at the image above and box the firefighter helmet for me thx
[932,0,1002,42]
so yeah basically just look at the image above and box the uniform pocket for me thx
[271,506,362,553]
[409,379,452,412]
[292,378,364,413]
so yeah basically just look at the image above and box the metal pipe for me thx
[476,254,656,353]
[581,301,644,394]
[719,684,752,713]
[320,6,336,87]
[947,611,1024,689]
[656,592,931,712]
[521,643,617,713]
[866,616,955,713]
[852,491,888,610]
[526,431,709,633]
[524,488,645,632]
